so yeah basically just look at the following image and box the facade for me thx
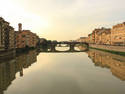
[78,22,125,46]
[32,33,39,47]
[86,37,90,43]
[94,28,111,45]
[111,22,125,45]
[0,18,40,50]
[88,34,92,43]
[88,34,90,43]
[91,32,96,44]
[93,29,101,44]
[16,23,39,49]
[0,17,5,51]
[101,30,111,45]
[0,17,15,51]
[8,26,15,49]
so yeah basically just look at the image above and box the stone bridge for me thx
[47,41,89,52]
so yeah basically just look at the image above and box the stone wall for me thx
[89,44,125,52]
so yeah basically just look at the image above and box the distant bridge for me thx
[46,41,89,52]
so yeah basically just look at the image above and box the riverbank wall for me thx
[16,47,36,53]
[0,47,36,61]
[0,49,16,61]
[89,44,125,56]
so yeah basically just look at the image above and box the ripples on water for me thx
[0,47,125,94]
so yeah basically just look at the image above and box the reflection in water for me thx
[39,43,89,52]
[87,49,125,81]
[39,46,88,52]
[0,48,125,94]
[0,50,38,94]
[56,47,71,51]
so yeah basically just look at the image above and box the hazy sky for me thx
[0,0,125,40]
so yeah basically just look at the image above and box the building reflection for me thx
[0,50,38,94]
[87,49,125,81]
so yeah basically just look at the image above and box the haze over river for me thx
[1,47,125,94]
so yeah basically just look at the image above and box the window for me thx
[119,37,122,39]
[22,35,25,37]
[22,41,25,43]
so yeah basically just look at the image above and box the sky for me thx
[0,0,125,41]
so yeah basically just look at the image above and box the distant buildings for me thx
[77,37,87,42]
[78,22,125,46]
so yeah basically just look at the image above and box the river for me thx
[0,47,125,94]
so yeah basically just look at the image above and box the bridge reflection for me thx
[39,47,89,53]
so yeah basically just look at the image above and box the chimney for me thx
[18,23,22,32]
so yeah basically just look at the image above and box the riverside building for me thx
[0,17,15,51]
[111,22,125,45]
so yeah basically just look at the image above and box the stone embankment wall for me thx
[89,44,125,52]
[0,50,16,61]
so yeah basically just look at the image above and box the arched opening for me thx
[76,43,89,51]
[56,44,69,47]
[55,47,70,51]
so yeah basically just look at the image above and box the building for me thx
[88,33,93,44]
[93,29,101,44]
[0,17,5,51]
[77,37,87,42]
[101,29,111,45]
[32,33,39,47]
[94,27,111,45]
[7,26,15,49]
[111,22,125,45]
[0,17,15,51]
[16,23,39,49]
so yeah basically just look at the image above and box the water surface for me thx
[0,48,125,94]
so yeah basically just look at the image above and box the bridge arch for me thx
[48,42,89,52]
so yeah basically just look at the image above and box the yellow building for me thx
[111,22,125,45]
[93,29,101,44]
[101,29,111,45]
[94,28,111,45]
